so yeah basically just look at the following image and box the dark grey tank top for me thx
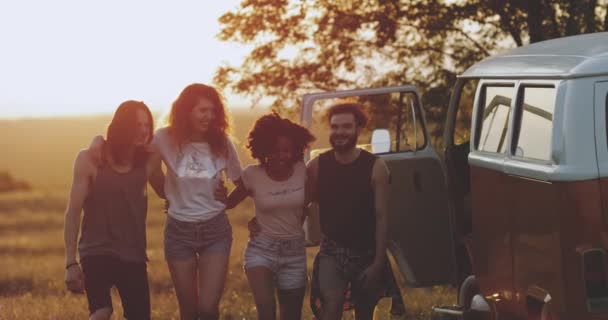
[78,162,148,262]
[318,149,377,250]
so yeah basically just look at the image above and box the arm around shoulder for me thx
[146,149,165,199]
[371,158,390,267]
[372,158,390,186]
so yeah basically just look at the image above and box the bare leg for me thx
[89,307,112,320]
[246,266,277,320]
[277,287,305,320]
[167,258,199,320]
[197,252,230,320]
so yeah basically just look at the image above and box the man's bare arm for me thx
[305,156,319,205]
[147,149,165,199]
[371,158,390,267]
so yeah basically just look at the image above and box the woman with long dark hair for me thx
[64,100,164,320]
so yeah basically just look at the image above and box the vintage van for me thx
[301,32,608,320]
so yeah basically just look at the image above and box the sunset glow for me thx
[0,0,250,119]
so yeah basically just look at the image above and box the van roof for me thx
[461,32,608,79]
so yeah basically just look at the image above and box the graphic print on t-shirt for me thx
[268,186,304,197]
[176,148,221,179]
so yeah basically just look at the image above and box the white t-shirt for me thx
[242,161,306,239]
[152,127,242,222]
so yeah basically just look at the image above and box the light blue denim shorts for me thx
[244,233,307,290]
[164,213,233,261]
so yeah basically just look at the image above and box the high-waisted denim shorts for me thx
[244,233,307,290]
[164,213,232,261]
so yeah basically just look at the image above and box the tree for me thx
[215,0,608,146]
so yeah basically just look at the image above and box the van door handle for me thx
[413,172,422,192]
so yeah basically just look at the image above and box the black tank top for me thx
[318,149,377,250]
[79,161,148,262]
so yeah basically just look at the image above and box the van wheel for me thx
[458,275,479,309]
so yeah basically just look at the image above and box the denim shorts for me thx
[164,212,233,261]
[244,233,307,290]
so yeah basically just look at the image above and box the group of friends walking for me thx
[63,83,405,320]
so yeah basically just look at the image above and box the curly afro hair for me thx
[247,112,315,166]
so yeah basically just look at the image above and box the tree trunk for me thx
[527,0,544,43]
[565,0,582,36]
[491,0,523,46]
[584,0,597,33]
[605,3,608,31]
[544,0,562,38]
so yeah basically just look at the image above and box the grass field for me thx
[0,112,455,319]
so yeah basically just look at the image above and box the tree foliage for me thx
[215,0,608,143]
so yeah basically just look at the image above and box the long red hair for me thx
[168,83,230,156]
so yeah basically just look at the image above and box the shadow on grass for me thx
[0,277,34,297]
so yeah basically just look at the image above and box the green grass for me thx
[0,190,455,319]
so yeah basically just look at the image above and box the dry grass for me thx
[0,191,455,320]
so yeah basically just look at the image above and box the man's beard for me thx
[330,133,358,153]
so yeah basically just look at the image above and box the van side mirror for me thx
[371,129,391,154]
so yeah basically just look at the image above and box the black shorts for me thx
[81,255,150,319]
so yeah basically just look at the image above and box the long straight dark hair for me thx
[106,100,153,166]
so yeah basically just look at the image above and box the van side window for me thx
[475,85,514,153]
[512,86,556,161]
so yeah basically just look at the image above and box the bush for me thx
[0,171,31,193]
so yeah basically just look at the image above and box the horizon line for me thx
[0,105,269,121]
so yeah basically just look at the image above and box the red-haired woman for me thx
[226,112,315,320]
[64,101,164,320]
[152,84,242,320]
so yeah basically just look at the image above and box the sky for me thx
[0,0,252,119]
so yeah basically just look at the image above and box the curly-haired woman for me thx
[226,112,315,320]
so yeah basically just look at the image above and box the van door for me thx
[443,78,479,283]
[595,81,608,226]
[301,86,456,287]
